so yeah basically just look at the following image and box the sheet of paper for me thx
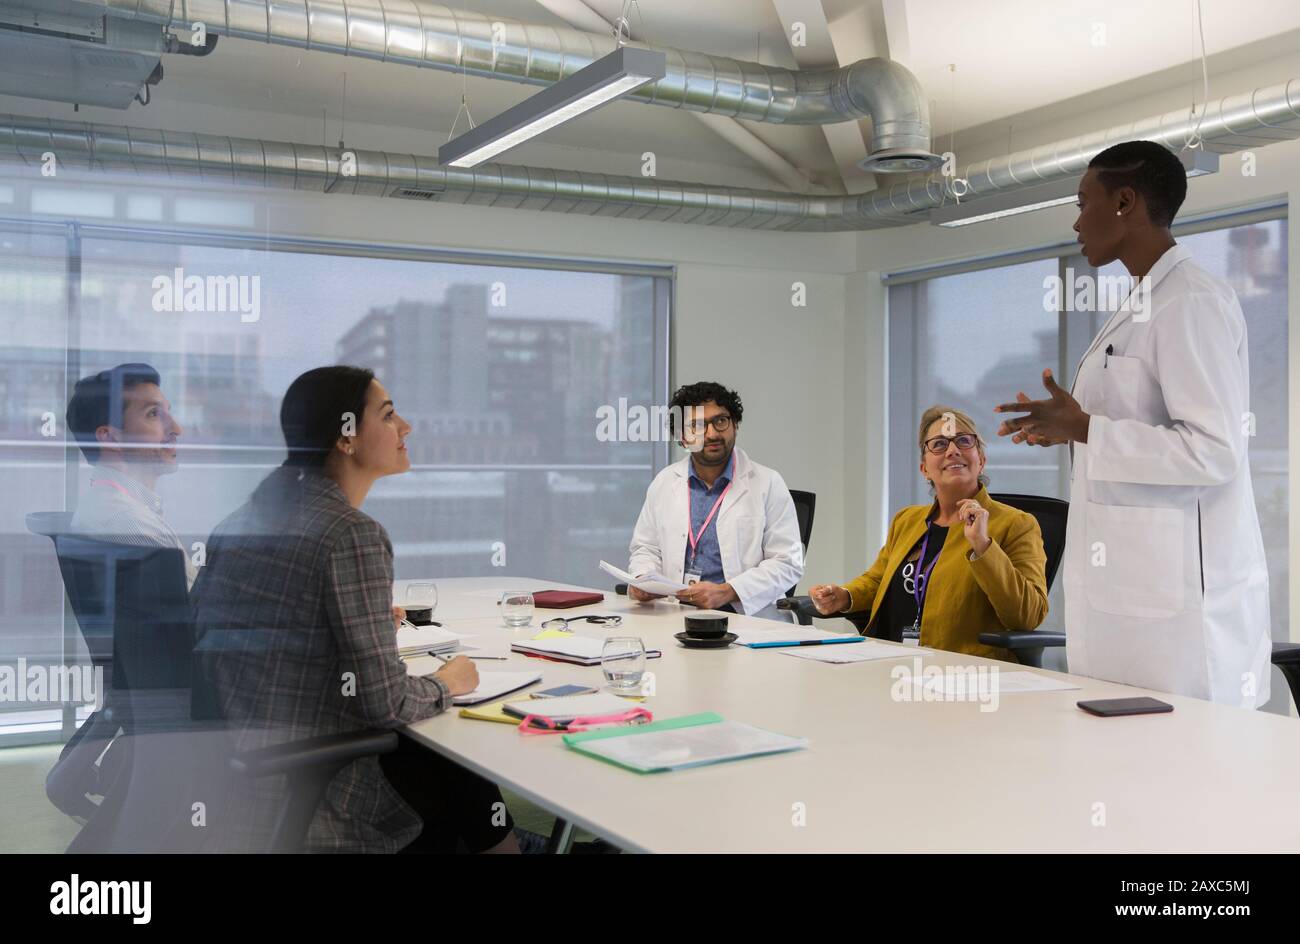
[452,670,543,705]
[780,641,925,663]
[573,720,808,772]
[599,560,687,596]
[909,669,1080,696]
[731,624,857,646]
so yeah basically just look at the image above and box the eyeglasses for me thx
[538,614,624,632]
[682,414,732,435]
[923,433,979,454]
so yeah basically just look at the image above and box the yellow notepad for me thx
[458,698,520,725]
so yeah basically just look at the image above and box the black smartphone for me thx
[1077,697,1174,717]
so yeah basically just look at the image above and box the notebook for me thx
[501,691,635,721]
[511,636,663,666]
[532,590,605,608]
[452,670,543,705]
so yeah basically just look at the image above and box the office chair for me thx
[1268,645,1300,712]
[779,493,1068,667]
[228,730,399,854]
[28,511,398,853]
[785,489,817,625]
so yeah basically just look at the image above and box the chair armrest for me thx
[777,595,870,622]
[1271,642,1300,667]
[230,730,398,780]
[978,630,1066,651]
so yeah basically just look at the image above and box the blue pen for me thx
[747,637,865,649]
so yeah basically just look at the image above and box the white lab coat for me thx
[628,447,804,621]
[1064,244,1270,707]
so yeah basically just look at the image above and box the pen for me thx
[748,637,864,649]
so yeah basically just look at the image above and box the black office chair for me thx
[1268,645,1300,712]
[786,489,817,625]
[28,510,398,853]
[779,493,1068,667]
[229,730,399,854]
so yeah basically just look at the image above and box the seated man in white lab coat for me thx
[627,381,804,621]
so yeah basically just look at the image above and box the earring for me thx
[347,448,354,455]
[1116,210,1122,216]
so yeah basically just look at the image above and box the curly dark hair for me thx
[667,381,743,436]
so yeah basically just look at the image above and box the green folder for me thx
[563,712,808,773]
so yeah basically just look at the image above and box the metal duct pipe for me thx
[0,78,1296,231]
[863,77,1300,223]
[85,0,938,168]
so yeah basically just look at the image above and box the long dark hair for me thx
[252,365,375,511]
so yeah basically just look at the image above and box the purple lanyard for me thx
[911,520,943,617]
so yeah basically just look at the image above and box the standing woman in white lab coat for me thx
[994,140,1270,708]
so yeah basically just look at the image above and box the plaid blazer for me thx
[192,466,449,853]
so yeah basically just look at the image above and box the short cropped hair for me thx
[66,363,162,464]
[1088,140,1187,227]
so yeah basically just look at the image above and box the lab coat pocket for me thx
[1101,354,1161,421]
[1084,501,1185,619]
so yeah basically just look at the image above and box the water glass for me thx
[404,582,438,613]
[602,636,646,692]
[501,590,534,628]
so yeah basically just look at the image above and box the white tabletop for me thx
[398,577,1300,853]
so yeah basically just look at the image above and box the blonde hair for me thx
[917,405,989,492]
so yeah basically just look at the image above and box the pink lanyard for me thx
[687,481,732,568]
[91,478,132,499]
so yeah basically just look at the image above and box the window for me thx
[0,220,671,741]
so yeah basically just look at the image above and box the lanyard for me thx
[909,520,943,629]
[686,480,731,568]
[91,478,133,499]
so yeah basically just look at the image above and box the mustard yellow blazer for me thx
[841,487,1048,661]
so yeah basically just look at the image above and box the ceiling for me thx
[5,0,1300,193]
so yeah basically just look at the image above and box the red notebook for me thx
[531,590,605,609]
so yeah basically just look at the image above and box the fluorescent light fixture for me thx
[929,148,1219,227]
[439,46,667,168]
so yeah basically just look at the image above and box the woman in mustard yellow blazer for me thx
[809,406,1047,660]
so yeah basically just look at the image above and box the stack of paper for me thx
[599,560,687,596]
[396,623,464,658]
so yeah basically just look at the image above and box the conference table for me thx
[398,577,1300,854]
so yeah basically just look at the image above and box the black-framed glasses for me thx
[539,614,624,632]
[683,414,732,435]
[923,433,979,454]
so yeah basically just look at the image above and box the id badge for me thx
[684,572,702,585]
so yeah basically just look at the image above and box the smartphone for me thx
[531,684,598,699]
[1077,697,1174,717]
